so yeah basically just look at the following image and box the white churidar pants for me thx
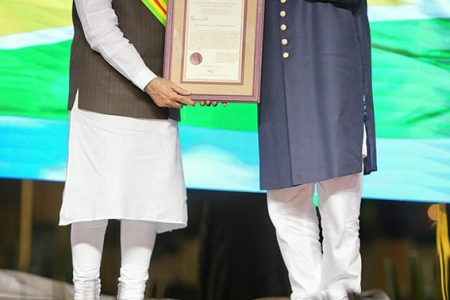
[267,124,368,300]
[267,172,363,300]
[71,220,157,300]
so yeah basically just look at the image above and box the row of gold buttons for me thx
[280,0,289,59]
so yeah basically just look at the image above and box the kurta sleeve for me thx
[74,0,157,91]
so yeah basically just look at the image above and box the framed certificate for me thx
[163,0,265,103]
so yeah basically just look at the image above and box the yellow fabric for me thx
[437,204,449,300]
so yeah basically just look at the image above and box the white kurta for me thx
[59,98,188,233]
[60,0,187,233]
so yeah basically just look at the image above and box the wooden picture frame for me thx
[163,0,265,103]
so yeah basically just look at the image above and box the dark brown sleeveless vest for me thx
[68,0,172,119]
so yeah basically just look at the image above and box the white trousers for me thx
[267,172,363,300]
[71,220,157,300]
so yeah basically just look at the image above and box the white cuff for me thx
[132,67,157,91]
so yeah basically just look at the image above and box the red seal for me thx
[190,52,203,65]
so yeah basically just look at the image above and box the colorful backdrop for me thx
[0,0,449,202]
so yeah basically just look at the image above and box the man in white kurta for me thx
[59,0,195,299]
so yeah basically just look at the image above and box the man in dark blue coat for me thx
[259,0,377,298]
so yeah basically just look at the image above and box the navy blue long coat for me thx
[258,0,377,190]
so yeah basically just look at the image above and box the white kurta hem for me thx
[59,216,187,233]
[59,96,187,234]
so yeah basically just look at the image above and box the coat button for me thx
[280,24,287,31]
[280,11,286,17]
[282,52,289,59]
[281,38,288,46]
